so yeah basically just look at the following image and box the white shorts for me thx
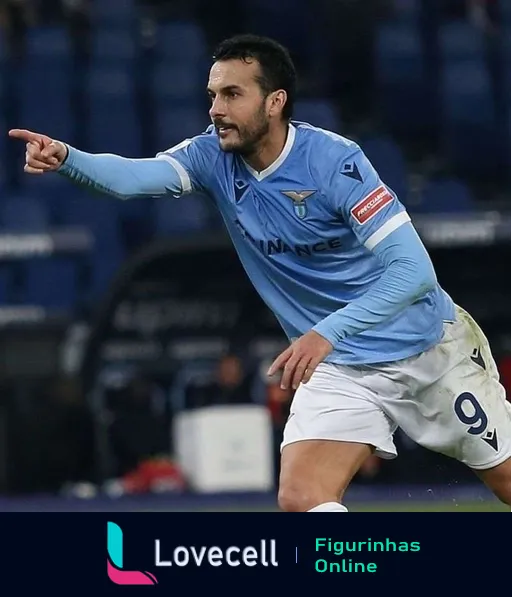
[282,306,511,470]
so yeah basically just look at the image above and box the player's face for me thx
[208,59,271,154]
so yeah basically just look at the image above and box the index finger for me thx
[8,129,44,143]
[267,346,293,376]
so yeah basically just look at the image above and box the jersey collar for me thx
[242,123,296,182]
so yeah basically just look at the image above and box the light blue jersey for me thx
[59,121,455,365]
[155,122,455,364]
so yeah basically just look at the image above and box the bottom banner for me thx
[0,513,509,594]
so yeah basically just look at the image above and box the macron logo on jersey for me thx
[351,185,393,225]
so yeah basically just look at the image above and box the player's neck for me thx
[243,122,289,173]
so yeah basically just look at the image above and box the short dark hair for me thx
[212,34,297,121]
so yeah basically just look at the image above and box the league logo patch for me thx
[234,179,249,203]
[341,161,362,183]
[281,190,316,219]
[351,185,393,225]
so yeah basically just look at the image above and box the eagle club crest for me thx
[281,190,316,219]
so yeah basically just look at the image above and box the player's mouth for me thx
[217,125,237,139]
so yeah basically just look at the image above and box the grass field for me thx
[167,501,508,512]
[138,497,509,512]
[347,500,509,512]
[0,487,509,512]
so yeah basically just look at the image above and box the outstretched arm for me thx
[58,146,182,199]
[8,128,183,199]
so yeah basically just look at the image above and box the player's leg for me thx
[432,308,510,504]
[277,362,397,512]
[377,305,511,506]
[278,439,372,512]
[463,322,512,506]
[473,458,510,505]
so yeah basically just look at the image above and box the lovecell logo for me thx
[107,522,158,585]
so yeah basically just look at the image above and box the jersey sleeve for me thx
[328,143,411,251]
[155,126,219,197]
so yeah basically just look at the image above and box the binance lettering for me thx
[235,219,343,258]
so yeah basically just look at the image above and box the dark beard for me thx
[220,104,270,156]
[235,119,270,157]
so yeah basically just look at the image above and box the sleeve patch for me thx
[350,185,394,225]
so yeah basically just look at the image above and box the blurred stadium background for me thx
[0,0,509,512]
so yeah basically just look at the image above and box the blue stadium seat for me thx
[58,194,124,252]
[152,194,211,235]
[86,64,136,98]
[91,27,138,62]
[87,102,142,156]
[85,66,142,155]
[19,28,76,141]
[154,107,209,150]
[150,62,205,104]
[88,252,124,303]
[414,178,477,213]
[117,197,153,221]
[0,194,50,231]
[440,60,496,172]
[438,21,486,63]
[18,64,75,142]
[90,0,136,23]
[244,0,311,70]
[441,61,494,126]
[359,136,408,202]
[155,22,208,63]
[25,26,73,60]
[117,197,154,250]
[21,258,80,311]
[293,99,341,132]
[391,0,422,22]
[57,194,125,302]
[376,23,425,84]
[375,21,432,132]
[18,169,73,216]
[0,268,12,304]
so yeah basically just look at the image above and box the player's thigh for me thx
[383,308,511,470]
[278,362,397,510]
[278,439,372,511]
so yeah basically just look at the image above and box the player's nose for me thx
[209,96,225,120]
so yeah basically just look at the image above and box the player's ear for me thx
[268,90,287,118]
